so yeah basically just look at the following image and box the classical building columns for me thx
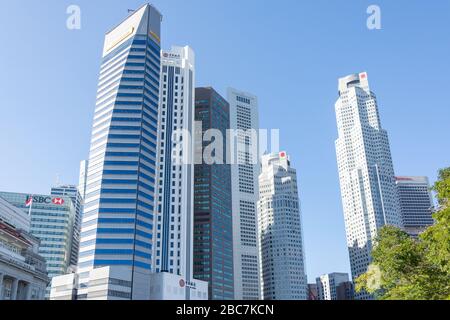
[10,278,18,300]
[25,282,32,300]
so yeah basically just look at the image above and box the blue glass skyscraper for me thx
[76,4,162,300]
[193,87,234,300]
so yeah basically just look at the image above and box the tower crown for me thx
[338,72,369,95]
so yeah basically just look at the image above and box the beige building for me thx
[0,220,49,300]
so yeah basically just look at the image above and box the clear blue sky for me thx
[1,0,449,282]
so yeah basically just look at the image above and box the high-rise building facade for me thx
[76,4,162,300]
[336,280,355,300]
[334,72,403,299]
[50,185,82,269]
[395,176,434,237]
[316,272,354,300]
[258,152,307,300]
[0,191,76,297]
[153,46,195,288]
[227,88,261,300]
[193,87,234,300]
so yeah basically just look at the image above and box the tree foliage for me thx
[355,167,450,300]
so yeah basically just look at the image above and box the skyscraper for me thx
[334,72,403,299]
[50,185,82,269]
[396,176,434,238]
[193,87,234,300]
[76,4,162,300]
[227,88,261,300]
[153,46,195,283]
[258,152,307,300]
[316,272,354,300]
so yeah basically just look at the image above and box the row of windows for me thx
[79,259,151,270]
[81,228,153,238]
[80,238,152,250]
[79,249,151,259]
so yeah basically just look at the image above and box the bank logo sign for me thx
[52,198,65,205]
[179,279,197,290]
[25,196,65,206]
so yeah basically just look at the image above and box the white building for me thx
[228,88,261,300]
[153,46,196,291]
[334,72,403,299]
[50,267,209,301]
[50,272,78,300]
[258,152,307,300]
[395,176,434,237]
[316,272,353,300]
[149,272,208,300]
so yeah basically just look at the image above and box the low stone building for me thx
[0,220,49,300]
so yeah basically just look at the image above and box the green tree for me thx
[355,168,450,300]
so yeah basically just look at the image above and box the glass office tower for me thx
[77,4,162,300]
[395,176,434,238]
[50,185,82,269]
[193,87,234,300]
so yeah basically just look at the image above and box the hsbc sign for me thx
[25,196,65,206]
[52,198,65,205]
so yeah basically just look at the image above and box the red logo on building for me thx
[52,198,65,205]
[25,197,33,207]
[179,279,186,288]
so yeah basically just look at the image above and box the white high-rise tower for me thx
[228,88,261,300]
[153,46,195,280]
[147,46,208,301]
[334,72,403,299]
[258,152,307,300]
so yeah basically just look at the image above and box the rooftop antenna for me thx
[55,173,61,187]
